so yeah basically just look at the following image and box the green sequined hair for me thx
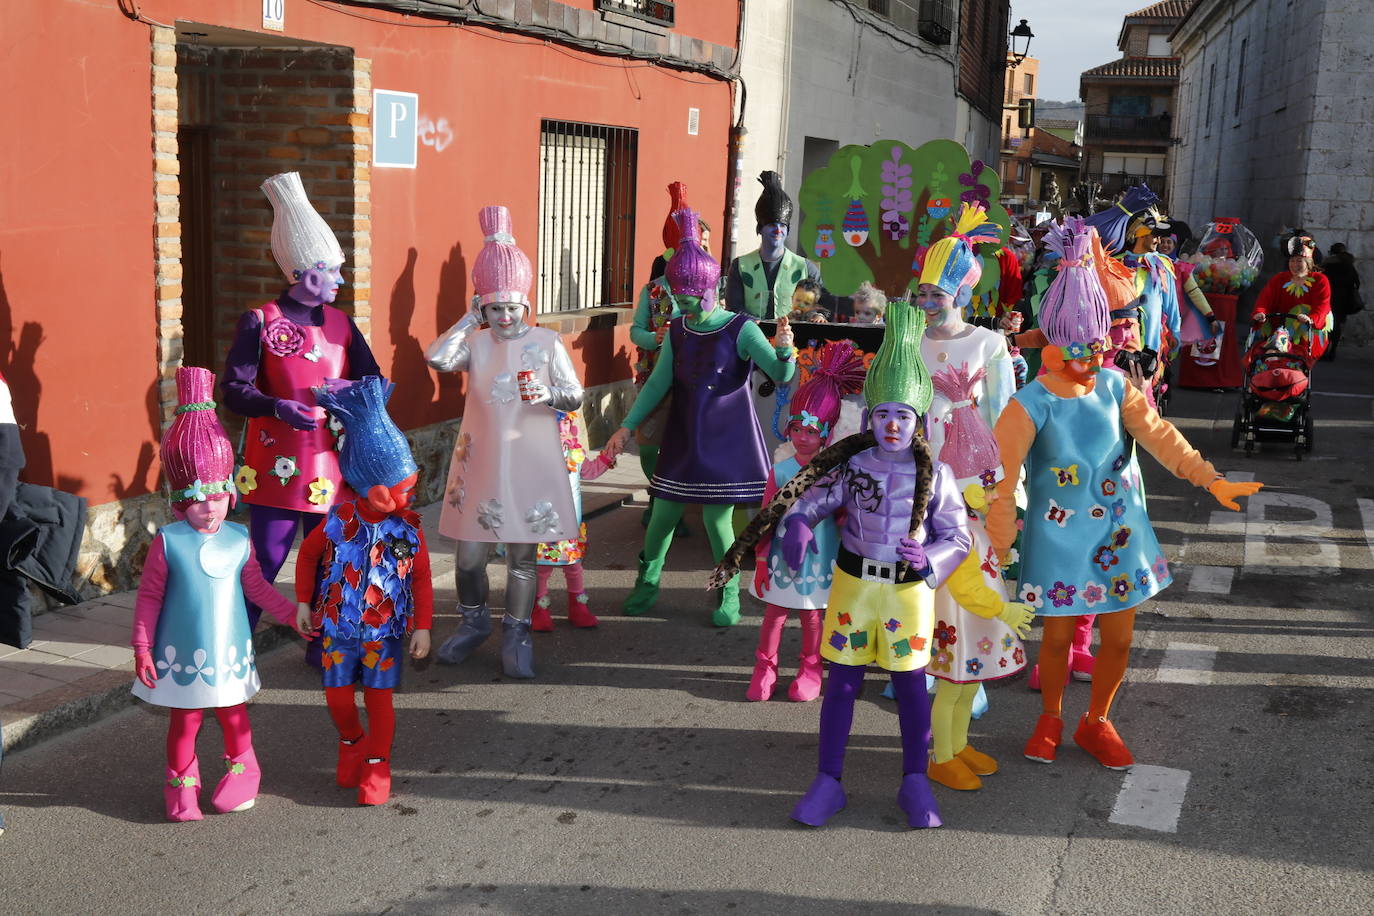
[864,296,932,414]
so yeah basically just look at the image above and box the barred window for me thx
[537,120,639,313]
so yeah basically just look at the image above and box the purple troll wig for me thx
[786,342,867,443]
[1039,218,1110,350]
[665,209,721,305]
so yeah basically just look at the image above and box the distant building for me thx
[1078,1,1189,202]
[1168,0,1374,259]
[1000,56,1081,217]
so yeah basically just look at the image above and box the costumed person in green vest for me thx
[725,171,823,319]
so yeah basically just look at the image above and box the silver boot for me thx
[500,614,536,679]
[436,604,493,665]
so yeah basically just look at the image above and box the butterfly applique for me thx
[300,344,323,363]
[1051,464,1079,487]
[259,428,276,447]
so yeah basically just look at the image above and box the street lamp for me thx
[1008,19,1034,68]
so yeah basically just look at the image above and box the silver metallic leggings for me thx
[455,541,539,623]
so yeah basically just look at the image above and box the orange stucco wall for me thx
[0,0,737,506]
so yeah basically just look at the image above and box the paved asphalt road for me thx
[3,352,1372,915]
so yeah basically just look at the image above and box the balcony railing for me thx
[1085,114,1172,141]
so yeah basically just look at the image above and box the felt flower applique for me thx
[272,455,301,486]
[1101,479,1118,497]
[1112,526,1132,549]
[1082,581,1107,608]
[235,466,259,496]
[307,477,334,506]
[1092,545,1118,571]
[1045,500,1075,527]
[1152,555,1170,582]
[1018,583,1043,608]
[979,468,998,487]
[1089,503,1108,520]
[263,317,305,357]
[1110,574,1134,600]
[1052,465,1079,487]
[1048,581,1077,608]
[489,373,519,404]
[965,658,984,676]
[930,650,953,673]
[1111,499,1127,522]
[934,620,958,648]
[1135,567,1153,590]
[1012,646,1025,665]
[977,637,994,655]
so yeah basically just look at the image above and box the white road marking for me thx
[1357,499,1374,565]
[1110,765,1192,832]
[1187,565,1234,594]
[1156,642,1219,685]
[1314,391,1374,399]
[1208,484,1341,575]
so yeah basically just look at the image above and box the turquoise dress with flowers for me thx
[1011,369,1171,616]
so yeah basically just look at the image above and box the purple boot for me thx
[897,773,943,829]
[790,773,847,827]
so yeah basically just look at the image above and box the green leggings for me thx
[643,497,739,588]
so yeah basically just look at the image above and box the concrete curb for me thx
[1,625,299,757]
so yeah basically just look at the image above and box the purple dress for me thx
[651,312,769,504]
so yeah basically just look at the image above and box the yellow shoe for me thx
[956,745,998,776]
[927,756,983,791]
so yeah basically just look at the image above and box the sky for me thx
[1009,0,1159,103]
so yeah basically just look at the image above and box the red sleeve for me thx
[1309,274,1332,326]
[131,535,168,652]
[294,523,329,604]
[241,543,296,627]
[1254,275,1279,315]
[409,529,434,631]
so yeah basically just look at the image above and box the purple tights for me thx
[818,663,931,779]
[246,505,323,630]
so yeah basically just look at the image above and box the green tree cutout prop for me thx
[799,139,1010,298]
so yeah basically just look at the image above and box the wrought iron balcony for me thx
[1085,114,1173,141]
[1082,172,1168,201]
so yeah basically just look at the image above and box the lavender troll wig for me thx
[1039,219,1111,350]
[665,209,720,303]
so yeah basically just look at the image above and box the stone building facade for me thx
[1168,0,1374,259]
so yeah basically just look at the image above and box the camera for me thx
[1113,346,1159,378]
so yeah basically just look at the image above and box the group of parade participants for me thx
[132,159,1274,829]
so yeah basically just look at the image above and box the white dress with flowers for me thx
[928,511,1026,684]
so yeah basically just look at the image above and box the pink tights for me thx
[536,561,585,597]
[167,704,253,772]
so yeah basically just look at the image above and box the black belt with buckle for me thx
[835,546,923,584]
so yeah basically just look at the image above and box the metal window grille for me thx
[594,0,674,28]
[860,0,949,42]
[538,120,639,313]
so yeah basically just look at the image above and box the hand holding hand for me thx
[896,537,927,569]
[135,650,157,690]
[603,427,632,461]
[275,398,318,431]
[295,601,316,639]
[780,515,816,572]
[997,602,1035,639]
[753,558,770,596]
[775,316,794,352]
[1208,478,1263,511]
[410,629,431,660]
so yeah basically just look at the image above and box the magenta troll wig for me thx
[787,341,867,442]
[160,366,236,507]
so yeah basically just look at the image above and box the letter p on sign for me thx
[373,89,419,169]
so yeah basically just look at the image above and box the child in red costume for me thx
[1249,234,1332,364]
[295,377,432,806]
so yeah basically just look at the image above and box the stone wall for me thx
[1170,0,1374,261]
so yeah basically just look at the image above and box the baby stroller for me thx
[1231,314,1314,458]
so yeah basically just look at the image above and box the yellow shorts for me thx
[820,567,935,672]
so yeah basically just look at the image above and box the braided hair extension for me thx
[707,427,935,589]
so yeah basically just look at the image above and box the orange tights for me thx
[1040,607,1136,720]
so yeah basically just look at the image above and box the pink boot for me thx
[788,608,824,702]
[164,759,203,822]
[531,594,555,632]
[567,591,599,628]
[1070,614,1096,681]
[746,605,787,702]
[210,748,261,814]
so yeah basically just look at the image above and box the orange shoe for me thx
[956,745,998,776]
[927,756,982,791]
[1073,714,1134,770]
[1023,714,1063,763]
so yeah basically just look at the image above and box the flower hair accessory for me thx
[788,410,830,439]
[169,478,235,503]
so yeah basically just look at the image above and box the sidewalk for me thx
[0,458,649,756]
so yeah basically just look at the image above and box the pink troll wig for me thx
[160,366,236,507]
[786,342,867,443]
[1039,219,1111,349]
